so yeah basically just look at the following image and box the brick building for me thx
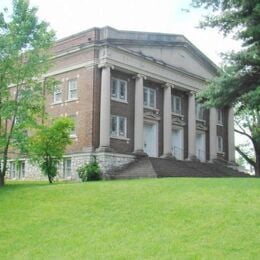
[9,26,235,180]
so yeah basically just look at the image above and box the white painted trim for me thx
[144,120,159,157]
[44,60,98,77]
[171,126,184,160]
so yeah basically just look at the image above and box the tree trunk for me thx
[255,153,260,177]
[0,174,5,187]
[48,174,53,184]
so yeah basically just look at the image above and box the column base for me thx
[96,146,114,153]
[161,153,174,159]
[133,150,148,158]
[186,155,199,161]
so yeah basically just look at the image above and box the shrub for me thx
[77,156,101,182]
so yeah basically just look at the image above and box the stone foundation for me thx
[6,152,135,181]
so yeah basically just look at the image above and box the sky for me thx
[1,0,241,65]
[1,0,249,165]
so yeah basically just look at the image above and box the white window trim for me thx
[196,103,205,121]
[171,126,184,160]
[172,95,182,115]
[144,87,156,109]
[53,86,62,104]
[67,79,78,101]
[144,120,159,157]
[68,115,77,138]
[217,109,224,126]
[217,136,224,153]
[110,115,127,138]
[63,158,72,178]
[111,78,128,103]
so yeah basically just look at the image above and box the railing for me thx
[196,149,206,162]
[171,146,184,160]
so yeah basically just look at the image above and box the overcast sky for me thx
[1,0,241,65]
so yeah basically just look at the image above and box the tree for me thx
[28,118,74,184]
[0,0,55,186]
[234,108,260,175]
[191,0,260,176]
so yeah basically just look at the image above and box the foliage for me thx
[77,156,101,182]
[0,0,55,186]
[191,0,260,110]
[28,117,74,183]
[191,0,260,175]
[0,179,260,258]
[234,108,260,175]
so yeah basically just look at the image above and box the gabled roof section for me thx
[98,26,218,74]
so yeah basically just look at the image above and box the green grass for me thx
[0,178,259,259]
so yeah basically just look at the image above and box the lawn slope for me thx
[0,178,259,259]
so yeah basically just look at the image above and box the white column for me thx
[134,74,145,154]
[188,92,196,160]
[228,107,235,162]
[209,108,217,161]
[162,83,172,157]
[99,65,112,150]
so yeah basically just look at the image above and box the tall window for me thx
[217,109,223,125]
[196,103,204,120]
[53,85,62,103]
[111,78,127,102]
[144,87,156,109]
[68,115,76,137]
[9,162,16,179]
[68,79,77,100]
[63,158,72,178]
[111,115,127,137]
[217,136,223,152]
[172,95,182,114]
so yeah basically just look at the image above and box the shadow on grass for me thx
[0,180,78,191]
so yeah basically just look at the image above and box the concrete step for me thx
[107,157,250,180]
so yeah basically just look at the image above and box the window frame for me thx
[68,115,77,138]
[111,78,127,103]
[67,79,78,101]
[172,95,182,115]
[217,109,224,125]
[110,115,127,138]
[196,103,205,121]
[217,136,224,153]
[63,158,72,178]
[143,87,156,109]
[53,85,62,104]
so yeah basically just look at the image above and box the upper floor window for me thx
[111,115,127,138]
[53,86,62,103]
[196,103,204,120]
[68,79,77,100]
[217,136,223,153]
[68,115,76,137]
[111,78,127,102]
[217,109,223,125]
[172,95,182,114]
[144,87,156,109]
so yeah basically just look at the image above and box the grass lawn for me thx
[0,178,259,259]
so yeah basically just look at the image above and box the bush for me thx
[77,156,101,182]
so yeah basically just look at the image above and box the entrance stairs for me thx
[107,157,249,179]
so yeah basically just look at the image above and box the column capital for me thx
[133,73,147,80]
[188,90,196,97]
[98,63,114,70]
[164,83,174,89]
